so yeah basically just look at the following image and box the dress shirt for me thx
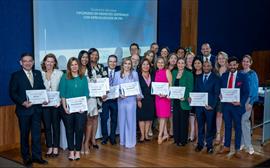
[203,54,212,62]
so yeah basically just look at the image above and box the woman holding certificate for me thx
[59,57,89,160]
[84,48,106,152]
[113,58,142,148]
[172,58,193,146]
[154,57,172,144]
[240,55,259,155]
[213,51,228,145]
[137,58,155,142]
[41,53,63,157]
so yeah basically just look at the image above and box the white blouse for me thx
[41,69,63,91]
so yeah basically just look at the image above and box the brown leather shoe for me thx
[217,147,230,154]
[233,151,242,159]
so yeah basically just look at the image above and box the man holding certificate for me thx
[218,57,249,158]
[193,61,220,154]
[9,53,48,166]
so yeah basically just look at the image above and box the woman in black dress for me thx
[137,58,155,142]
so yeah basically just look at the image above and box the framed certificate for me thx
[107,85,120,99]
[220,88,240,102]
[151,82,169,95]
[66,96,88,113]
[96,78,110,91]
[26,89,48,105]
[120,82,140,97]
[189,92,208,106]
[169,86,186,99]
[43,91,60,107]
[88,82,107,97]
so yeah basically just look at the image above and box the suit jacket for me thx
[198,55,216,66]
[104,66,121,78]
[194,72,220,110]
[9,69,45,116]
[172,69,194,110]
[220,71,249,111]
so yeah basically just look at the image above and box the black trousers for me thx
[42,107,60,148]
[101,99,118,141]
[17,108,42,161]
[62,111,87,151]
[173,100,189,144]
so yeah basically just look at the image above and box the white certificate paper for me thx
[43,91,60,107]
[151,82,169,95]
[169,86,186,99]
[66,96,88,113]
[26,89,48,105]
[190,92,208,106]
[88,82,107,97]
[120,82,140,97]
[96,78,110,91]
[221,88,240,102]
[107,85,120,99]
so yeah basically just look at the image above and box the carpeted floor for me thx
[0,156,24,167]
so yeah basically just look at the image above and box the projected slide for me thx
[33,0,157,69]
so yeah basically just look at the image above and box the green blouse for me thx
[59,73,89,99]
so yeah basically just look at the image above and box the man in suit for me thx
[194,61,220,154]
[101,55,120,145]
[218,56,249,158]
[199,43,216,66]
[9,53,48,167]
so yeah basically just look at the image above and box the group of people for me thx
[9,42,259,167]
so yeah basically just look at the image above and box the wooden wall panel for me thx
[181,0,198,54]
[252,50,270,85]
[0,105,20,152]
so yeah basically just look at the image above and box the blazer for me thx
[172,69,194,110]
[194,72,220,109]
[9,69,45,116]
[220,71,249,110]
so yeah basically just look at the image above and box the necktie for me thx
[203,74,208,84]
[228,72,234,88]
[109,70,113,86]
[27,71,34,87]
[205,57,209,62]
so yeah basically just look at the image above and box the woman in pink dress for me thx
[154,57,172,144]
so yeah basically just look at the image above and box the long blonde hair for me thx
[215,51,228,71]
[120,58,133,79]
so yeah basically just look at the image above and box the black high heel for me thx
[92,144,99,149]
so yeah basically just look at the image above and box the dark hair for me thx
[21,53,34,60]
[161,47,170,53]
[88,48,99,61]
[139,58,152,73]
[150,42,158,47]
[192,56,203,73]
[66,57,83,79]
[107,54,118,62]
[41,53,58,71]
[78,50,88,66]
[175,47,186,55]
[228,56,239,63]
[129,43,140,50]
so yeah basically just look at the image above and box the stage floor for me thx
[1,131,270,167]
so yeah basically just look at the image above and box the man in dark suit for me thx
[218,56,249,158]
[9,53,48,167]
[199,43,216,66]
[101,55,120,145]
[194,61,220,154]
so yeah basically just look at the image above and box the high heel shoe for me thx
[162,135,169,142]
[92,144,99,149]
[158,136,163,144]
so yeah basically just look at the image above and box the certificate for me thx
[26,89,48,105]
[220,88,240,102]
[151,82,169,95]
[107,85,120,99]
[66,96,88,113]
[120,82,140,97]
[169,86,186,99]
[88,82,107,97]
[43,91,60,107]
[96,78,110,91]
[190,92,208,106]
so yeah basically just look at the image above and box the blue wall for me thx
[197,0,270,57]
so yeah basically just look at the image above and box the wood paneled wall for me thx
[252,50,270,85]
[181,0,198,54]
[0,105,20,152]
